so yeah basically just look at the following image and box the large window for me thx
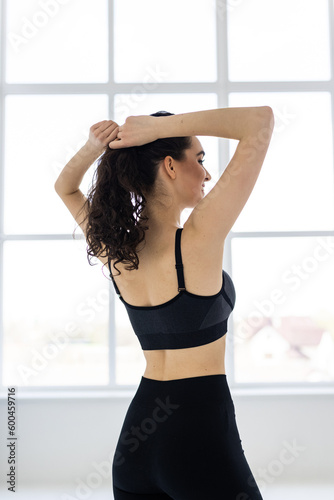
[1,0,333,393]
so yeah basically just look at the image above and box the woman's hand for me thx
[108,115,159,149]
[87,120,119,153]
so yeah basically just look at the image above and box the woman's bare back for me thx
[109,220,227,381]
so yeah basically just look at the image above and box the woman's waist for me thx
[142,336,226,381]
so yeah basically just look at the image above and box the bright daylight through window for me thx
[1,0,333,390]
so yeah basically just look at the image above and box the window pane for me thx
[2,240,109,387]
[114,93,219,384]
[114,0,217,82]
[231,236,334,383]
[6,0,108,83]
[4,94,109,234]
[228,92,334,232]
[115,300,146,385]
[227,0,330,81]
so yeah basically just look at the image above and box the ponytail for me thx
[75,112,192,275]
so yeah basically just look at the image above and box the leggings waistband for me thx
[131,374,233,409]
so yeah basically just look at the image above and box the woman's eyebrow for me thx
[196,150,205,157]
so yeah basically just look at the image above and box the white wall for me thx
[0,388,333,498]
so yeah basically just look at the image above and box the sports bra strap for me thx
[175,228,186,292]
[108,230,186,296]
[108,260,121,297]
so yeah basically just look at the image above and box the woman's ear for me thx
[162,156,176,179]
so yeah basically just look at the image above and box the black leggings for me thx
[112,374,263,500]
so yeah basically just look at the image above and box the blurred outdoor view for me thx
[1,0,333,388]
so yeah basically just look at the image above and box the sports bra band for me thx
[106,227,236,351]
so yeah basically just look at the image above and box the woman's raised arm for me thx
[176,107,275,249]
[55,120,118,196]
[108,107,273,148]
[54,120,119,240]
[109,106,275,252]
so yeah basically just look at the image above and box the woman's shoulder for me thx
[181,220,225,261]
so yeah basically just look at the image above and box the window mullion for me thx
[109,0,116,387]
[0,0,7,389]
[227,81,333,93]
[328,0,334,222]
[216,0,236,385]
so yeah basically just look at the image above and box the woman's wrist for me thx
[55,142,103,195]
[83,140,105,158]
[156,113,192,139]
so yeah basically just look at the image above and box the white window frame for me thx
[1,0,334,398]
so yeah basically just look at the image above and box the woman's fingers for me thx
[99,122,118,139]
[88,120,120,150]
[108,123,127,148]
[107,126,119,143]
[108,137,124,149]
[99,121,118,136]
[91,120,109,131]
[91,120,118,134]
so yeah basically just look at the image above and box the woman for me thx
[55,106,274,499]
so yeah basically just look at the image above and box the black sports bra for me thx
[108,228,236,350]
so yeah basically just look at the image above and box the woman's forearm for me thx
[156,106,273,141]
[54,142,103,196]
[55,120,119,196]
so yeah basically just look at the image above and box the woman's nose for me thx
[204,169,211,182]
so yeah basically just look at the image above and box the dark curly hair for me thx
[75,111,192,276]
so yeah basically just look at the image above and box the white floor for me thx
[1,483,333,499]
